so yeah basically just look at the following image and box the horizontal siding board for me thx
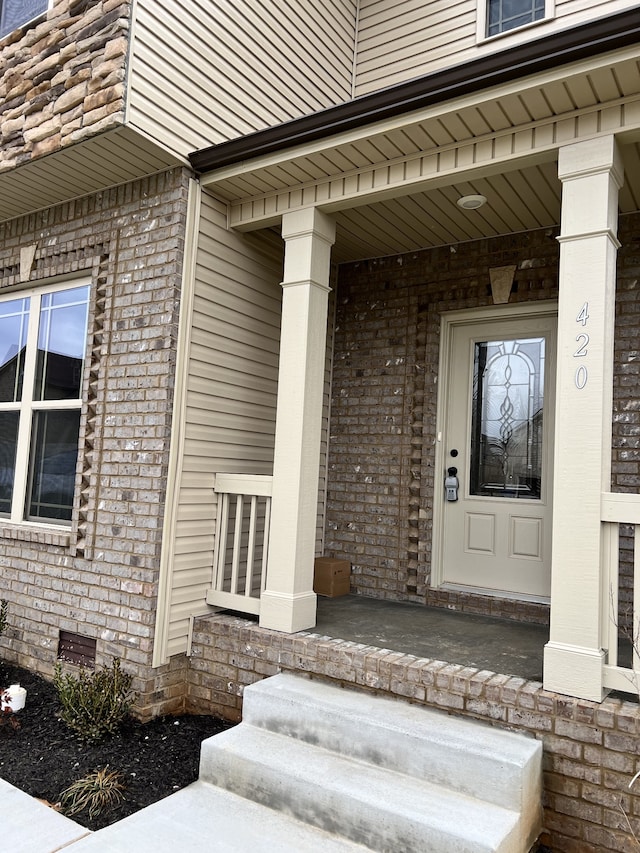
[191,340,279,374]
[185,393,277,426]
[192,284,281,328]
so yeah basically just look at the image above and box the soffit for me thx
[0,127,181,223]
[202,49,640,263]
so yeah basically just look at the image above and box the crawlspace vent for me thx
[57,631,96,667]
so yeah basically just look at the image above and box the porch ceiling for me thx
[202,48,640,264]
[329,142,640,263]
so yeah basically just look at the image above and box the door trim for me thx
[431,300,558,595]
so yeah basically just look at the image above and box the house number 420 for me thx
[574,301,589,389]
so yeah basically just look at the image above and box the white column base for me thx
[259,590,317,633]
[543,641,608,702]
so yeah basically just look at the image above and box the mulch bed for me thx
[0,660,233,831]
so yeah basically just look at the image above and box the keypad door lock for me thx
[444,466,459,502]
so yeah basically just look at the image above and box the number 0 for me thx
[575,365,588,389]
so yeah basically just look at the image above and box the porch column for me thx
[543,136,622,701]
[260,207,336,632]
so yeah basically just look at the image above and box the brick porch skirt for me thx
[187,612,640,853]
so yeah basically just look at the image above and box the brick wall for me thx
[326,215,640,623]
[0,0,129,169]
[190,611,640,853]
[0,168,191,719]
[612,215,640,624]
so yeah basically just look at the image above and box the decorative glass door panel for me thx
[470,338,545,500]
[440,313,556,601]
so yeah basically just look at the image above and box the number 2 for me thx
[574,333,589,357]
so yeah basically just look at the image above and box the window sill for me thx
[0,521,71,548]
[477,16,550,46]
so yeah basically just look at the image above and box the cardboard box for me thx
[314,557,351,597]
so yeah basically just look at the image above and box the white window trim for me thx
[0,277,90,527]
[476,0,555,44]
[0,0,51,40]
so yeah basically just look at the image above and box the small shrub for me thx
[0,599,8,637]
[54,657,135,743]
[60,767,125,820]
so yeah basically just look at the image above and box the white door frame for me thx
[431,300,558,594]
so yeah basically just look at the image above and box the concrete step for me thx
[68,672,542,852]
[65,780,370,852]
[199,723,523,853]
[239,672,542,815]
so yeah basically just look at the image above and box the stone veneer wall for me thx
[0,0,129,169]
[0,168,191,719]
[190,612,640,853]
[325,215,640,624]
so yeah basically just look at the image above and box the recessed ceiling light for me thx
[457,194,487,210]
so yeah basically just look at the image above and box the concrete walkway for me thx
[0,778,90,852]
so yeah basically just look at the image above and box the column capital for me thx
[281,208,336,287]
[281,207,336,246]
[558,135,623,188]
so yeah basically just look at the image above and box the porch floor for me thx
[313,595,548,683]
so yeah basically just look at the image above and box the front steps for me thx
[201,673,542,852]
[66,672,543,852]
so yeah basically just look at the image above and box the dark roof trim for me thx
[190,8,640,174]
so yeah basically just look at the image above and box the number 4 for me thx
[576,302,589,326]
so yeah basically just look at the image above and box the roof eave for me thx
[189,7,640,174]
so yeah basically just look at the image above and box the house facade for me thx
[2,1,640,848]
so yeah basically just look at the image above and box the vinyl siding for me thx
[128,0,358,159]
[161,190,336,658]
[164,190,284,658]
[354,0,636,97]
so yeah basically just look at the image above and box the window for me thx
[0,0,49,39]
[0,281,90,524]
[486,0,545,37]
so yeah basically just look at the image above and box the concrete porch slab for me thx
[315,595,548,682]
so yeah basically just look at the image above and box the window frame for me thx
[0,277,91,527]
[476,0,554,43]
[0,0,51,40]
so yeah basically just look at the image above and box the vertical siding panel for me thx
[130,0,358,157]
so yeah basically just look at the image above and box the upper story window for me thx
[486,0,545,37]
[0,281,90,524]
[0,0,49,39]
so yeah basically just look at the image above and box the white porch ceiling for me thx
[203,48,640,264]
[328,142,640,263]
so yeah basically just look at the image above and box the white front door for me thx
[439,308,556,601]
